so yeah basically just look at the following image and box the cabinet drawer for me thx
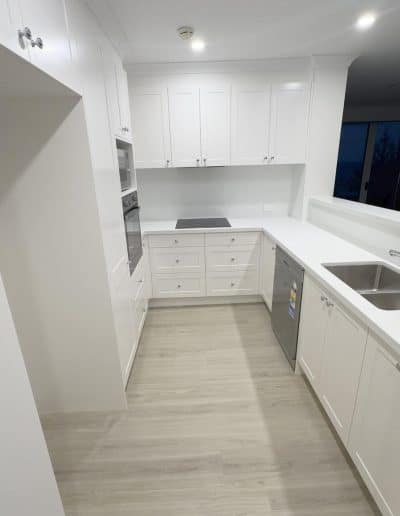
[206,271,259,296]
[205,231,260,247]
[152,274,206,298]
[148,233,204,248]
[206,246,260,272]
[150,247,205,274]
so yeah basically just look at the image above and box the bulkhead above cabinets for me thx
[129,73,311,170]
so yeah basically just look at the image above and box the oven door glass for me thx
[124,207,143,274]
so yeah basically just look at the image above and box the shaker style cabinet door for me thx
[19,0,73,89]
[297,275,329,390]
[349,334,400,516]
[115,61,132,137]
[269,83,308,164]
[168,85,202,168]
[130,84,171,169]
[319,302,367,444]
[0,0,28,58]
[231,82,271,165]
[200,83,231,166]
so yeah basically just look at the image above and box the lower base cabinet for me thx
[298,274,367,443]
[349,333,400,516]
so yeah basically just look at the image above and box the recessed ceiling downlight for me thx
[356,12,376,30]
[191,39,205,52]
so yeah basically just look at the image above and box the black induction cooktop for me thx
[175,218,231,229]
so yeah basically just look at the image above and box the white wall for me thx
[295,56,352,219]
[0,95,126,414]
[308,198,400,265]
[0,274,65,516]
[137,164,300,220]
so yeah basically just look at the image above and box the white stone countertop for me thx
[141,217,400,355]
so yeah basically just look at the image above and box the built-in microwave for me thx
[117,147,131,191]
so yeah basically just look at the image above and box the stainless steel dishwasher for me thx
[271,246,304,370]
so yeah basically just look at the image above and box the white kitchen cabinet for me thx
[259,233,276,310]
[298,275,329,389]
[115,61,132,138]
[206,246,260,272]
[152,273,206,298]
[101,43,122,140]
[349,333,400,516]
[19,0,73,90]
[269,83,309,164]
[150,247,205,274]
[130,83,171,169]
[231,81,271,165]
[110,256,136,378]
[320,300,367,443]
[200,83,231,166]
[168,85,202,167]
[298,275,367,444]
[207,271,259,296]
[0,0,28,57]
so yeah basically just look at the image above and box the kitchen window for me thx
[334,121,400,212]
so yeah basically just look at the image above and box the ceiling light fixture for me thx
[191,39,205,52]
[356,12,376,30]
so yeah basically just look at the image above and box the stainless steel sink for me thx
[361,292,400,311]
[323,262,400,311]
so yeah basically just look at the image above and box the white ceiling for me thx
[88,0,400,64]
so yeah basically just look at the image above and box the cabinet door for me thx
[231,82,271,165]
[168,85,201,168]
[116,62,132,137]
[260,233,276,310]
[101,43,122,139]
[269,83,308,164]
[110,258,136,377]
[200,83,230,166]
[131,84,171,169]
[297,275,329,389]
[0,0,27,57]
[349,334,400,516]
[320,302,367,443]
[19,0,73,88]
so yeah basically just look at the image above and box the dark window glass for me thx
[366,122,400,211]
[334,123,369,201]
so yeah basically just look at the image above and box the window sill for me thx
[309,196,400,230]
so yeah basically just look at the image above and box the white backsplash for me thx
[137,164,302,221]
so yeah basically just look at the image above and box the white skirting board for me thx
[149,294,264,308]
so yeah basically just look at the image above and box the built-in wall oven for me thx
[122,191,142,274]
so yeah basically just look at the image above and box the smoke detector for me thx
[177,26,194,40]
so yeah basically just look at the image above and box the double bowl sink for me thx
[323,263,400,311]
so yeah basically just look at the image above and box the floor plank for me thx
[42,303,380,515]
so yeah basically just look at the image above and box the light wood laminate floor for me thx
[42,303,379,515]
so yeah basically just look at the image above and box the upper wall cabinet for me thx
[231,81,271,165]
[129,73,310,169]
[18,0,73,90]
[269,83,309,164]
[200,83,231,167]
[130,83,171,169]
[103,48,132,141]
[115,62,132,139]
[0,0,76,92]
[168,85,202,168]
[131,79,231,169]
[0,0,26,57]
